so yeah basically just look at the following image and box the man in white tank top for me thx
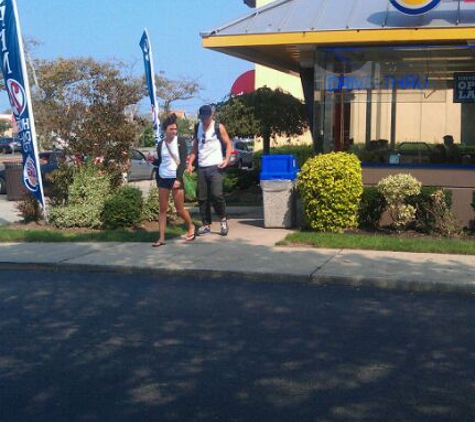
[187,104,232,236]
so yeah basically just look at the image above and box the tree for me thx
[154,72,201,113]
[31,57,143,183]
[216,87,309,154]
[139,121,155,148]
[139,114,192,148]
[214,98,258,139]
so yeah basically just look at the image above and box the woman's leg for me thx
[158,187,170,243]
[173,187,195,236]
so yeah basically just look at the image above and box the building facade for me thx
[204,0,475,224]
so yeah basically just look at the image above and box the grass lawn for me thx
[278,231,475,255]
[0,223,186,243]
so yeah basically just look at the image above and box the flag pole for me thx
[9,0,47,220]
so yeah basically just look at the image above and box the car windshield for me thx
[131,149,145,160]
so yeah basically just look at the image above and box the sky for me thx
[2,0,254,115]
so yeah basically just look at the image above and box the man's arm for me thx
[187,138,198,173]
[218,124,232,168]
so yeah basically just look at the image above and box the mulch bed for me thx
[6,220,166,234]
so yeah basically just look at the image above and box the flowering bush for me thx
[377,173,421,229]
[49,163,112,228]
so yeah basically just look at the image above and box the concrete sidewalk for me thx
[0,214,474,294]
[0,194,21,225]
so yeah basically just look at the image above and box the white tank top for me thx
[197,120,223,167]
[159,137,179,178]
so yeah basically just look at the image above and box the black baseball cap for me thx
[198,104,213,119]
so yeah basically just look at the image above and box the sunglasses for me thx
[201,134,206,145]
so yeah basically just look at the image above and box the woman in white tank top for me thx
[150,114,195,247]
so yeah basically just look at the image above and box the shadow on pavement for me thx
[0,269,474,421]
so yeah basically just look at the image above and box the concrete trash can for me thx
[5,161,27,201]
[261,180,295,228]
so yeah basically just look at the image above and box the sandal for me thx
[185,233,196,242]
[152,241,166,247]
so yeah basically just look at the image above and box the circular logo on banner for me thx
[23,156,39,192]
[390,0,441,15]
[6,79,27,117]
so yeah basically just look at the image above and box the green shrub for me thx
[49,203,106,229]
[407,186,450,228]
[225,167,259,192]
[142,184,160,222]
[358,187,386,229]
[377,173,421,230]
[101,186,143,229]
[142,185,177,222]
[223,172,240,193]
[253,144,314,173]
[49,163,112,229]
[16,193,43,223]
[298,152,363,232]
[46,164,74,206]
[407,188,459,236]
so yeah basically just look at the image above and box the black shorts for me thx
[157,177,182,190]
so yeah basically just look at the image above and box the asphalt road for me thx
[0,269,474,422]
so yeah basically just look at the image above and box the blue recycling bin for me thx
[259,155,299,228]
[260,154,299,181]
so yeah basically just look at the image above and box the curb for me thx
[0,262,311,285]
[310,275,475,295]
[1,262,475,296]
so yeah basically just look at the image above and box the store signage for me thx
[389,0,441,15]
[325,74,430,92]
[453,73,475,103]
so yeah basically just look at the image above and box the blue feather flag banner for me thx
[0,0,46,208]
[140,29,161,146]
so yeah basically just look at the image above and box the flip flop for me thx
[152,241,166,247]
[185,233,196,242]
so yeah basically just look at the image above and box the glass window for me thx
[313,45,475,165]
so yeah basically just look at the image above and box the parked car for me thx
[395,142,432,164]
[0,150,67,194]
[0,165,6,194]
[0,137,21,154]
[128,148,155,181]
[228,139,253,169]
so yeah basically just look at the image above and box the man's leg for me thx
[209,167,228,235]
[197,168,212,235]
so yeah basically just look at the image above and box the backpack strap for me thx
[215,122,222,142]
[214,122,227,158]
[194,122,199,141]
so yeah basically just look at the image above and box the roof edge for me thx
[203,26,475,47]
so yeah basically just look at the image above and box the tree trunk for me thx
[263,132,271,155]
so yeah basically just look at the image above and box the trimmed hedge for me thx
[101,186,144,229]
[298,152,363,232]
